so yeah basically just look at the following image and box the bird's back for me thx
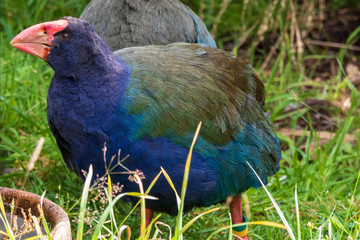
[80,0,216,50]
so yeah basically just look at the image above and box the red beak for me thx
[10,19,69,61]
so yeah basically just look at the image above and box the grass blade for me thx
[39,191,51,239]
[180,207,220,234]
[340,170,360,239]
[91,192,156,239]
[0,195,15,240]
[206,221,287,240]
[246,161,296,240]
[118,170,162,228]
[77,164,93,240]
[295,184,301,240]
[174,122,202,240]
[161,167,181,209]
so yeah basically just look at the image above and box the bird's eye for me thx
[62,33,69,40]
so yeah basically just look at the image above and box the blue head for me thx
[11,17,119,78]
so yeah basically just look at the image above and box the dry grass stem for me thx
[2,205,43,239]
[236,21,259,50]
[117,225,131,240]
[155,221,172,239]
[20,137,45,187]
[253,0,279,49]
[260,37,282,70]
[278,128,357,142]
[211,0,232,38]
[306,39,360,51]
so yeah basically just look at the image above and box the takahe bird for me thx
[80,0,216,50]
[11,17,281,239]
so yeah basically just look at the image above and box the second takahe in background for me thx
[80,0,217,50]
[11,17,281,239]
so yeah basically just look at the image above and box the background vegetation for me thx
[1,0,359,239]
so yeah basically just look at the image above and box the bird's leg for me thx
[145,208,153,228]
[139,207,153,236]
[230,194,248,240]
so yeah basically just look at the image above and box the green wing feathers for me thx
[115,43,273,145]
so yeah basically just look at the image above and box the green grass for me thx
[1,0,360,239]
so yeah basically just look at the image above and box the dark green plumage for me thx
[116,43,271,145]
